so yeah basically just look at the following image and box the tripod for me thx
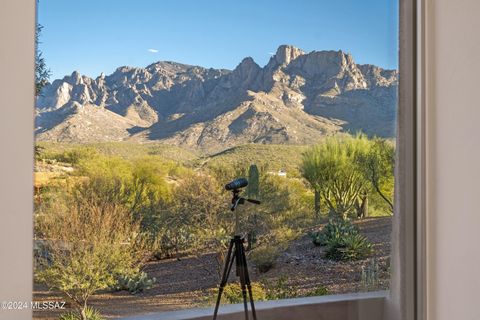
[213,188,260,320]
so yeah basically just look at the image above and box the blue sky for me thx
[38,0,398,81]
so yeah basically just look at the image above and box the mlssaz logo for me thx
[1,300,66,310]
[31,301,66,310]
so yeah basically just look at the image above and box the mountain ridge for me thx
[36,45,397,152]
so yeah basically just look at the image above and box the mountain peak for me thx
[274,45,305,65]
[36,47,398,149]
[231,57,262,87]
[66,70,83,85]
[236,57,259,69]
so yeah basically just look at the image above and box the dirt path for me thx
[33,217,391,319]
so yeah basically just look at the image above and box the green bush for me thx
[264,276,298,300]
[59,313,77,320]
[249,246,280,273]
[271,226,301,248]
[217,282,267,304]
[304,286,329,297]
[264,277,329,299]
[114,271,156,294]
[59,307,104,320]
[55,147,98,165]
[35,198,148,317]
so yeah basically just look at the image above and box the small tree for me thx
[36,197,146,320]
[75,154,172,226]
[35,24,51,96]
[169,172,226,243]
[160,173,228,276]
[356,139,395,213]
[301,135,370,220]
[300,162,322,220]
[259,174,313,228]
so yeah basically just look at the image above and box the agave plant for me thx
[311,219,373,261]
[114,271,156,294]
[336,233,373,261]
[59,307,104,320]
[309,219,359,247]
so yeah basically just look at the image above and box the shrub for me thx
[216,282,267,304]
[255,226,299,254]
[161,172,226,256]
[59,313,77,320]
[59,307,104,320]
[264,276,298,300]
[35,200,148,317]
[249,246,280,273]
[56,147,98,165]
[304,286,329,297]
[264,277,329,299]
[271,226,301,249]
[114,271,156,294]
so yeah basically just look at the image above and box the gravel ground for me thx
[33,217,391,319]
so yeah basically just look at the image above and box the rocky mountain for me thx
[36,45,397,152]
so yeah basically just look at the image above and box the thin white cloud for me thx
[148,49,159,53]
[268,52,275,56]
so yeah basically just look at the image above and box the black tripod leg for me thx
[213,239,235,320]
[236,241,250,320]
[241,244,257,320]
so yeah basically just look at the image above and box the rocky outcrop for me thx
[274,45,305,65]
[36,102,140,142]
[36,45,397,151]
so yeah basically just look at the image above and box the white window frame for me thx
[0,0,426,319]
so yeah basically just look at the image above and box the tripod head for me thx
[226,178,261,236]
[230,188,261,211]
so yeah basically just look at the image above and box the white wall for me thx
[0,1,35,320]
[426,0,480,319]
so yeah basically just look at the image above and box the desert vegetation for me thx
[34,136,394,319]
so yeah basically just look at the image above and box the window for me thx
[0,1,424,320]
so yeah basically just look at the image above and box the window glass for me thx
[34,1,398,318]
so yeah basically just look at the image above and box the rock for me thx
[230,57,262,89]
[275,45,305,65]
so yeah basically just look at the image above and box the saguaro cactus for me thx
[246,164,260,250]
[247,164,260,199]
[314,190,321,220]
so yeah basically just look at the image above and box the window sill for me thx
[121,291,387,320]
